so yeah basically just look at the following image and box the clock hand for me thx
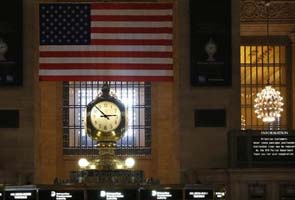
[95,106,110,119]
[100,114,117,117]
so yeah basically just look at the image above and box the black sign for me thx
[195,109,226,127]
[38,190,84,200]
[214,191,225,200]
[139,189,182,200]
[5,191,36,200]
[190,0,231,86]
[252,131,295,162]
[87,189,137,200]
[184,189,213,200]
[0,0,22,86]
[229,130,295,167]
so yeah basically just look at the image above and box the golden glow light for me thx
[254,85,284,123]
[78,158,89,168]
[125,157,135,169]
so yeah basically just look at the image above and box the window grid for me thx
[240,40,288,130]
[63,81,151,156]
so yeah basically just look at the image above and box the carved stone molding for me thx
[241,0,295,23]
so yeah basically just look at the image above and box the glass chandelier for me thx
[254,86,284,123]
[253,0,284,123]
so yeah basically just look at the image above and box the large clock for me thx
[85,83,127,141]
[90,101,122,132]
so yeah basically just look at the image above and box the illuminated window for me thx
[63,81,151,155]
[240,37,289,130]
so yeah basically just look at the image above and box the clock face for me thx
[90,101,122,132]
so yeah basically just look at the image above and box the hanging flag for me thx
[39,3,173,81]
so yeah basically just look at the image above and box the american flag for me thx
[39,3,173,81]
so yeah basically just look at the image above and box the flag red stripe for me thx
[91,27,172,33]
[39,3,174,82]
[91,15,172,22]
[39,63,173,70]
[91,3,173,10]
[40,75,173,82]
[90,39,172,45]
[40,51,172,58]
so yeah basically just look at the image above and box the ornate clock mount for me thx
[85,82,127,170]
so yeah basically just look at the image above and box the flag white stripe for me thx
[91,9,172,16]
[39,3,174,81]
[39,45,172,52]
[91,21,172,28]
[91,33,172,40]
[39,69,173,76]
[39,57,173,64]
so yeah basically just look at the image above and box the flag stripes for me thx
[39,3,174,81]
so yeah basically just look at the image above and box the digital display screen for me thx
[87,189,137,200]
[5,190,36,200]
[184,189,213,200]
[252,131,295,162]
[139,189,183,200]
[38,190,84,200]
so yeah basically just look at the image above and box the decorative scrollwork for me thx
[241,0,295,23]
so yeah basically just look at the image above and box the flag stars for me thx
[40,4,90,45]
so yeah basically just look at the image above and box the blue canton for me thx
[39,4,90,45]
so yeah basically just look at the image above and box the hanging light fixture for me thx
[254,85,283,122]
[253,0,284,123]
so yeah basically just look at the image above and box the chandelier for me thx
[254,86,284,123]
[253,0,284,123]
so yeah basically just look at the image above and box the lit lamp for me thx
[125,157,135,169]
[254,86,284,123]
[77,158,89,183]
[78,158,89,169]
[253,0,284,123]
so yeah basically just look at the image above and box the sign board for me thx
[0,0,22,86]
[87,189,137,200]
[38,190,84,200]
[184,189,213,200]
[5,191,36,200]
[190,0,231,86]
[214,191,225,200]
[252,131,295,162]
[139,189,183,200]
[229,130,295,167]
